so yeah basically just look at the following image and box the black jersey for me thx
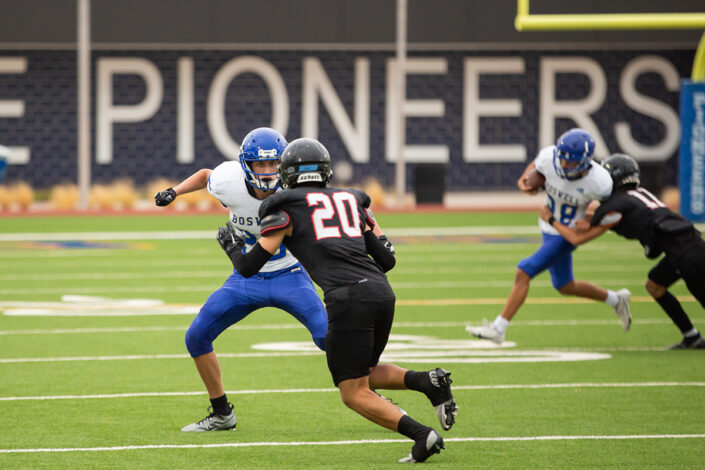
[259,186,389,294]
[592,187,700,258]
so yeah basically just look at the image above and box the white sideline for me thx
[0,226,543,242]
[2,382,704,401]
[0,318,693,335]
[1,434,703,454]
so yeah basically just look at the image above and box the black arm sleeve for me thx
[364,231,396,272]
[228,243,273,278]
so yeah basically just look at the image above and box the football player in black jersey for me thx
[215,138,458,463]
[540,154,705,349]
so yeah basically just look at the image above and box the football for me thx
[523,168,545,192]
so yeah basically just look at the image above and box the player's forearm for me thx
[173,169,212,195]
[229,244,272,278]
[364,231,396,272]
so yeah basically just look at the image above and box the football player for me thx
[216,137,457,464]
[541,154,705,349]
[154,128,329,431]
[467,129,632,344]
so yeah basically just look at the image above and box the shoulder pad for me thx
[260,209,291,236]
[347,188,371,208]
[258,190,296,219]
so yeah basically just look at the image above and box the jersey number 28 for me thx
[306,192,363,240]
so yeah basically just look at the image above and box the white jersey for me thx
[534,146,613,235]
[207,161,299,272]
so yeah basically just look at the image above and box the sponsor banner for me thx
[0,49,691,190]
[679,80,705,221]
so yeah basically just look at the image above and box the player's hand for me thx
[518,178,539,195]
[539,205,552,222]
[217,222,245,256]
[574,220,590,232]
[155,188,177,206]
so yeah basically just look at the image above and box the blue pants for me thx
[517,232,576,290]
[185,264,328,357]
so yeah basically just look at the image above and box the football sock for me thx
[493,315,509,334]
[397,415,432,442]
[605,290,620,308]
[683,328,699,338]
[655,292,694,334]
[403,370,431,393]
[210,394,231,416]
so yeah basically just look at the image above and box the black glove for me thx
[155,188,177,206]
[217,222,245,256]
[378,235,395,256]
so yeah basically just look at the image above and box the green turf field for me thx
[1,212,703,469]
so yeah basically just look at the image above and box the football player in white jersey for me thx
[154,128,328,431]
[467,129,632,344]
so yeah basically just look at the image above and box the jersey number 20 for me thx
[306,192,363,240]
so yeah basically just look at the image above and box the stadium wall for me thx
[0,0,701,192]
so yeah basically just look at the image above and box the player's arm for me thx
[155,168,212,206]
[517,161,537,194]
[217,210,292,277]
[362,207,396,272]
[540,205,610,246]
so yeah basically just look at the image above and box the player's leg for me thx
[468,233,566,343]
[270,264,328,350]
[648,256,704,349]
[324,283,444,463]
[181,274,259,431]
[550,249,631,331]
[366,293,457,431]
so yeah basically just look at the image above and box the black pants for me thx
[323,279,396,386]
[649,237,705,309]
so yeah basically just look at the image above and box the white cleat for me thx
[466,319,505,344]
[398,429,445,463]
[614,288,632,331]
[181,405,237,432]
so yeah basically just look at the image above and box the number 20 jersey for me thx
[207,161,298,272]
[534,145,613,235]
[259,186,388,294]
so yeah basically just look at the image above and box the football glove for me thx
[154,188,177,206]
[378,235,395,256]
[217,222,245,256]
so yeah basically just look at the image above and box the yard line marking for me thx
[0,317,691,335]
[1,433,703,453]
[2,382,704,402]
[0,226,542,243]
[0,352,323,363]
[0,281,683,296]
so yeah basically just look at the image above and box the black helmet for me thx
[279,138,332,189]
[601,154,640,189]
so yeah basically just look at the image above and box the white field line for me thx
[0,264,652,281]
[0,318,699,335]
[1,434,703,454]
[2,381,704,402]
[0,352,323,364]
[0,227,544,242]
[0,344,689,363]
[0,280,667,296]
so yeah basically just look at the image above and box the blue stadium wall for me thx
[0,47,693,191]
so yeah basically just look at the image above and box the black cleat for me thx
[398,429,445,463]
[668,335,705,350]
[425,368,458,431]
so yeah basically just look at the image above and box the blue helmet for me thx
[553,128,595,180]
[239,127,287,191]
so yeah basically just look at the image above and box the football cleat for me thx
[613,288,632,331]
[424,368,458,431]
[466,319,505,344]
[398,429,445,463]
[181,404,237,432]
[667,334,705,350]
